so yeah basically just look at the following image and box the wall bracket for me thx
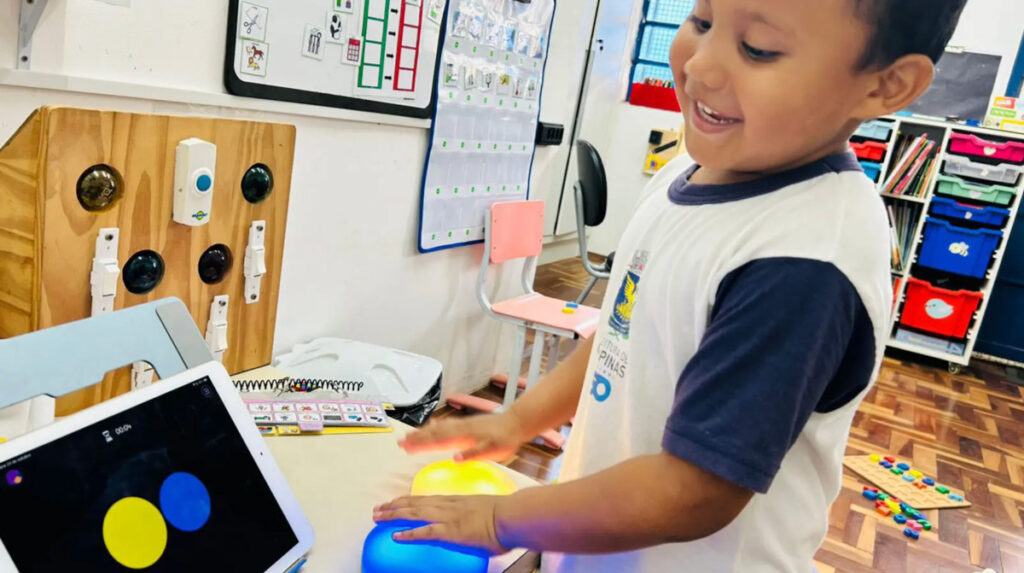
[17,0,49,70]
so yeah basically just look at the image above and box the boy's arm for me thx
[377,451,753,554]
[506,336,594,437]
[399,337,593,459]
[495,451,753,553]
[380,258,877,554]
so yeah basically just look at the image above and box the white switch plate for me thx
[205,295,229,362]
[90,228,119,316]
[244,221,267,304]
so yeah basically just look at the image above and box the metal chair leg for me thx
[577,275,600,305]
[526,331,545,391]
[546,336,561,374]
[504,326,527,409]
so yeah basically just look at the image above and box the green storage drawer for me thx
[934,175,1017,206]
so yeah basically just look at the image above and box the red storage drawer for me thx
[900,278,983,339]
[948,133,1024,165]
[850,140,887,162]
[629,83,681,113]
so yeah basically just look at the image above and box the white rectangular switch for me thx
[205,295,229,362]
[244,221,267,304]
[90,228,120,316]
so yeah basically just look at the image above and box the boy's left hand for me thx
[373,495,509,556]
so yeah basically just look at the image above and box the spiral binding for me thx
[233,377,365,394]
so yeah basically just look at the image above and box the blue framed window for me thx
[628,0,695,95]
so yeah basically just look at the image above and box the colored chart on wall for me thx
[225,0,448,118]
[418,0,556,252]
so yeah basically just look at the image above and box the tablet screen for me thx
[0,377,299,572]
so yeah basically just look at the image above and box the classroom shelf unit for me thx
[852,116,1024,373]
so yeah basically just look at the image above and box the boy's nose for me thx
[682,43,729,93]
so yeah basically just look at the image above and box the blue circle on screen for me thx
[362,521,488,573]
[159,472,211,532]
[196,174,212,192]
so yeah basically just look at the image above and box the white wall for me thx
[570,0,1024,257]
[554,0,680,255]
[0,0,596,398]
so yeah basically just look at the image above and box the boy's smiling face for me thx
[670,0,887,175]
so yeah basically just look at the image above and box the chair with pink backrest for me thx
[446,200,601,449]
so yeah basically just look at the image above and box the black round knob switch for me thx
[241,163,274,204]
[122,250,165,295]
[77,165,123,212]
[198,244,233,285]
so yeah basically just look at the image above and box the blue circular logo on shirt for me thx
[195,174,212,192]
[590,374,611,402]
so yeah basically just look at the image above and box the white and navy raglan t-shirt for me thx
[543,152,893,573]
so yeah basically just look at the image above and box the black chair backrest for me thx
[575,139,608,227]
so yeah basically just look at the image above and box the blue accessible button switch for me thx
[196,174,213,192]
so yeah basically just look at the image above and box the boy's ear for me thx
[853,54,935,119]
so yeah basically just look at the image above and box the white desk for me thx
[266,421,540,572]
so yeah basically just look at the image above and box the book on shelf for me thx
[885,201,922,273]
[887,205,902,271]
[884,135,936,198]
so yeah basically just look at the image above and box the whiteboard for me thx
[225,0,448,119]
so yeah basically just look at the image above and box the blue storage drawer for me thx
[860,161,882,182]
[976,215,1024,363]
[854,119,894,142]
[930,197,1010,227]
[918,217,1003,278]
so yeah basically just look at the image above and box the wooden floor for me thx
[439,256,1024,573]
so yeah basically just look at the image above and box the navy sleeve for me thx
[661,258,876,493]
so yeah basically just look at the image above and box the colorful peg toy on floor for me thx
[865,454,962,505]
[852,452,975,541]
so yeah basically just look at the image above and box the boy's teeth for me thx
[697,101,737,124]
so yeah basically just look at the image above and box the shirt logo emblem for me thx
[590,373,612,402]
[609,251,648,339]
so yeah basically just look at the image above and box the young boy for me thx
[374,0,967,570]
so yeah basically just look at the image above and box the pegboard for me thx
[843,456,970,510]
[0,107,295,415]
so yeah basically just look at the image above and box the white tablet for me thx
[0,361,313,572]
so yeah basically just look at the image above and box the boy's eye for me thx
[741,42,781,62]
[688,16,711,34]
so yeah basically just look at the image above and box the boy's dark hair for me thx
[854,0,968,69]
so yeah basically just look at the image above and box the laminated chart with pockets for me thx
[226,0,448,118]
[418,0,555,252]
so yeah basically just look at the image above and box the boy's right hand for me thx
[398,413,527,462]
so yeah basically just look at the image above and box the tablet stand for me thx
[0,298,212,410]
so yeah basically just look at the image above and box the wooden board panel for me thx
[0,111,43,339]
[0,107,295,415]
[844,455,970,510]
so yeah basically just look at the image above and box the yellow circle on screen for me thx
[102,497,168,569]
[412,461,518,497]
